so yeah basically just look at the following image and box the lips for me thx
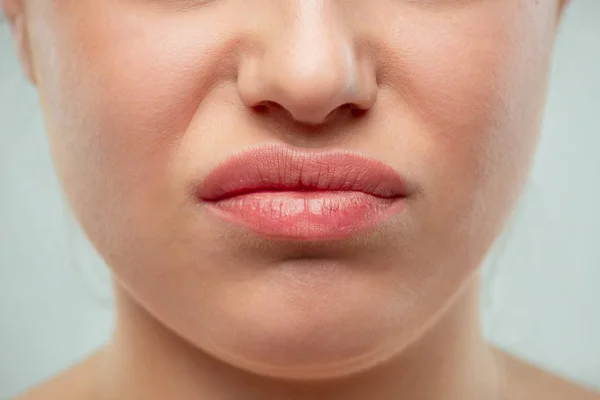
[194,144,408,240]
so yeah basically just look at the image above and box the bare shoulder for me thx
[15,351,102,400]
[493,348,600,400]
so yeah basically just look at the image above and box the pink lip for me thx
[195,144,408,240]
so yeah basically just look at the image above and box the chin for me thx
[197,312,411,381]
[168,272,425,381]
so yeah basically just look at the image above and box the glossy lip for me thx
[194,144,409,240]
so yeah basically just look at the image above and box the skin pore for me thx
[4,0,600,398]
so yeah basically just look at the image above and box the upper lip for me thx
[195,144,408,202]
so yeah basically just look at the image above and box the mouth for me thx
[194,144,409,240]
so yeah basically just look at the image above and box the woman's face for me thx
[11,0,562,379]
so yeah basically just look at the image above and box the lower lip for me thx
[203,191,405,240]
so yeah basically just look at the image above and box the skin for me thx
[3,0,600,398]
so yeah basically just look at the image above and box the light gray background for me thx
[1,2,599,398]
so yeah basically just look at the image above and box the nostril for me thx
[252,101,278,114]
[339,103,368,118]
[350,106,367,118]
[251,101,368,124]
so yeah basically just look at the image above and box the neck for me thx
[97,274,502,400]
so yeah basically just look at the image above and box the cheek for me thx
[30,4,241,237]
[391,2,553,143]
[372,1,557,253]
[395,3,553,194]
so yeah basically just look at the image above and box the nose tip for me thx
[237,23,377,126]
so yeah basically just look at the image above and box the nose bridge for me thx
[284,1,353,87]
[238,0,374,126]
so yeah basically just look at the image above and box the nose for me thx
[237,2,377,126]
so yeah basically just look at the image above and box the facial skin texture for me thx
[4,0,584,399]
